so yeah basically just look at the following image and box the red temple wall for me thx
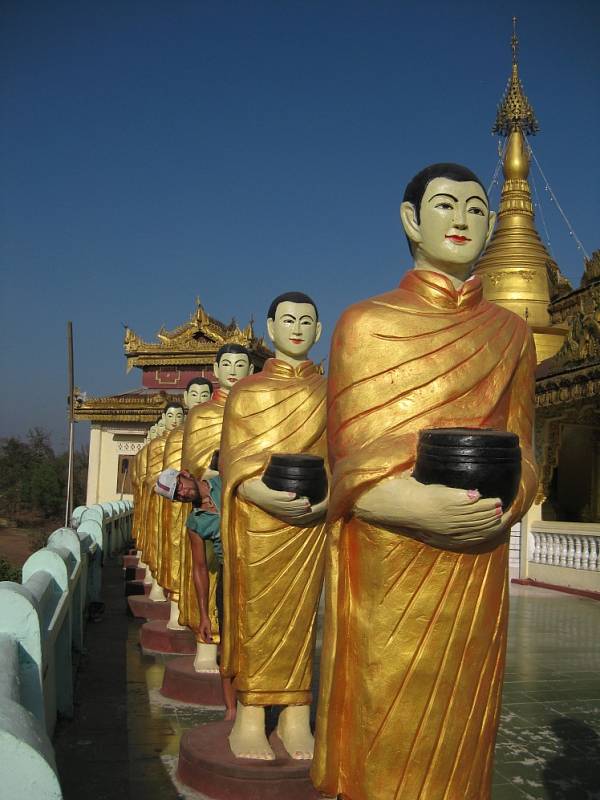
[142,367,217,390]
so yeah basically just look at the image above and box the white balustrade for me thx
[530,523,600,572]
[0,501,133,800]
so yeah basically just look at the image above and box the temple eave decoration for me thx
[73,391,175,423]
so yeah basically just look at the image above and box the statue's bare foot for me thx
[229,703,275,760]
[276,704,314,759]
[166,601,186,630]
[193,642,219,673]
[148,579,166,602]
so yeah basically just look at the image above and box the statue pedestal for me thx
[122,554,139,569]
[177,721,321,800]
[161,656,223,706]
[125,580,151,598]
[124,566,145,581]
[140,620,196,654]
[127,595,169,620]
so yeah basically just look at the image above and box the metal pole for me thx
[65,321,75,527]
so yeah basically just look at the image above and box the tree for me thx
[0,429,88,520]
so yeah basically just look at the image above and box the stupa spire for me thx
[475,19,567,363]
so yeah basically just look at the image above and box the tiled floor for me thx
[492,584,600,799]
[55,563,600,799]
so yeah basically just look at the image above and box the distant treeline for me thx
[0,428,88,520]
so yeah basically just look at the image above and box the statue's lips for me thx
[289,338,304,344]
[445,235,471,243]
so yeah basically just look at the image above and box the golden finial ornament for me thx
[493,17,539,137]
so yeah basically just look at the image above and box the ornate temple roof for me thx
[74,389,175,424]
[536,250,600,414]
[74,298,274,424]
[123,297,272,371]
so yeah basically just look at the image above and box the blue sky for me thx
[1,0,599,449]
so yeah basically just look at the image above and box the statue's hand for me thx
[201,468,219,480]
[198,614,213,644]
[239,478,311,519]
[291,494,329,527]
[355,476,504,547]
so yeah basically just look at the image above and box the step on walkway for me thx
[53,559,600,799]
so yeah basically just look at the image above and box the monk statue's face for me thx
[267,301,322,360]
[214,351,254,390]
[148,424,158,440]
[156,417,167,436]
[164,406,184,432]
[401,178,496,277]
[183,382,212,410]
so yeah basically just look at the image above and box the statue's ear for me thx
[213,361,220,378]
[400,201,422,246]
[314,320,322,344]
[248,363,255,375]
[266,317,275,342]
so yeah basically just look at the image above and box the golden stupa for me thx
[476,20,567,362]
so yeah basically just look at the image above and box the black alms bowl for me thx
[262,453,328,505]
[412,428,521,509]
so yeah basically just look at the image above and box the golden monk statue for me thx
[179,346,253,673]
[158,379,212,630]
[220,292,328,761]
[311,163,537,800]
[134,422,159,584]
[144,405,183,602]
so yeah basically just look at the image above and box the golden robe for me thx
[143,434,168,578]
[130,447,140,542]
[178,388,229,638]
[311,270,537,800]
[158,427,187,596]
[132,442,150,551]
[220,359,327,706]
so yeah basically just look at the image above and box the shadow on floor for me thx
[543,718,600,799]
[54,555,180,800]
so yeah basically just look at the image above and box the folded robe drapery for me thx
[158,427,186,595]
[143,434,168,577]
[311,270,537,800]
[220,358,327,706]
[178,389,229,638]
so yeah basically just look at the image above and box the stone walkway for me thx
[54,560,600,800]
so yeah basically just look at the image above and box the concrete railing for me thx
[527,520,600,594]
[0,501,133,799]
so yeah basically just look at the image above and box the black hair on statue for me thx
[402,163,487,224]
[215,343,251,365]
[164,401,185,414]
[185,376,213,392]
[267,292,319,321]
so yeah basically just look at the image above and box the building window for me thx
[117,455,134,495]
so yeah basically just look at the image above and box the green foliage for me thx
[0,558,22,583]
[0,428,88,520]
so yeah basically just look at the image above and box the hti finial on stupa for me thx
[493,17,539,137]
